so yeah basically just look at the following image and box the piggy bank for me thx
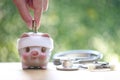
[17,32,53,69]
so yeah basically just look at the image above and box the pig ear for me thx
[41,33,50,38]
[20,33,29,38]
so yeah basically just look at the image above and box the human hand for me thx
[13,0,48,29]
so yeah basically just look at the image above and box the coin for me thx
[32,20,38,33]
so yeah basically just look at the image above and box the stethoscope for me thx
[52,50,103,71]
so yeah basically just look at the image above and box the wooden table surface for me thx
[0,62,120,80]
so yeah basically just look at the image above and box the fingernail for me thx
[37,21,40,28]
[26,20,33,30]
[27,23,32,30]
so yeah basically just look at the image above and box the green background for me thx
[0,0,120,62]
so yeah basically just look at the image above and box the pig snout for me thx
[31,51,39,56]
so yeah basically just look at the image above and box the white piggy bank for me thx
[17,32,53,69]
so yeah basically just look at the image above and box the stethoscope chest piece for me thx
[56,58,79,71]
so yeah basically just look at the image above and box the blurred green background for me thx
[0,0,120,63]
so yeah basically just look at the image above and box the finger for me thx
[33,0,43,28]
[43,0,49,11]
[13,0,32,29]
[26,0,34,9]
[28,0,48,12]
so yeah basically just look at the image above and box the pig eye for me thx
[41,47,46,53]
[25,47,30,52]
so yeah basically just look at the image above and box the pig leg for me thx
[40,64,47,69]
[41,66,47,69]
[22,63,29,69]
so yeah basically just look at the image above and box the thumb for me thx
[33,0,43,29]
